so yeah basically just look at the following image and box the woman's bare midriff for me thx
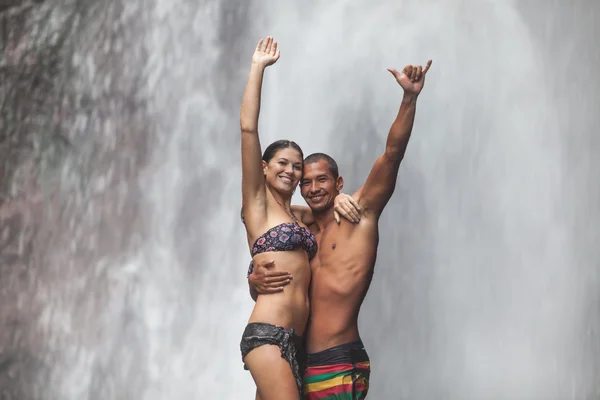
[248,249,311,335]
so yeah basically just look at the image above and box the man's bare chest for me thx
[311,225,356,270]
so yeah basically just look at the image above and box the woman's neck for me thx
[266,184,292,209]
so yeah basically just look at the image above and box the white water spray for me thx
[6,1,597,399]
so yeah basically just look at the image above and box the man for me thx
[249,60,432,399]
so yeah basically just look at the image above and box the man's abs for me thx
[307,218,377,352]
[306,270,372,353]
[306,302,362,353]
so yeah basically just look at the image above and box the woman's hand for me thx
[252,36,280,68]
[333,193,361,224]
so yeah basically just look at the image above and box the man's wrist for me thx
[402,92,418,103]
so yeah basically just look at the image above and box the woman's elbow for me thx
[240,122,257,134]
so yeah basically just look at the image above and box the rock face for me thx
[1,2,61,398]
[1,1,152,398]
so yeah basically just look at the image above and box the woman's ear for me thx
[262,160,268,175]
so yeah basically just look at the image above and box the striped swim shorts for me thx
[303,339,370,399]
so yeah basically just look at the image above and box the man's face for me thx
[300,160,342,213]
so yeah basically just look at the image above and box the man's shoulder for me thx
[329,216,378,241]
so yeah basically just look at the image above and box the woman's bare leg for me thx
[245,344,299,400]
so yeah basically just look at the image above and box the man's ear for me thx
[336,176,344,191]
[262,160,268,175]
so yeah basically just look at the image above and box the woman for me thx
[239,37,355,399]
[239,36,314,400]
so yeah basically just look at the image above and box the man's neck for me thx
[312,207,336,233]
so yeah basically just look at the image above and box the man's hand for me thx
[333,193,361,224]
[387,60,432,96]
[248,260,292,294]
[252,36,280,68]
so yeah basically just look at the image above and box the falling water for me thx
[0,0,599,399]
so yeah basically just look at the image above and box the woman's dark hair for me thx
[262,140,304,162]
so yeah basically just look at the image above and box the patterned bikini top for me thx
[251,222,317,259]
[247,222,317,276]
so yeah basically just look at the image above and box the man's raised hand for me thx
[387,60,432,95]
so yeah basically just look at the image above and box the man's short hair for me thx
[304,153,339,179]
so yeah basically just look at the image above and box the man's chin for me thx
[307,202,332,214]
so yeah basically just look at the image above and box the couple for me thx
[239,36,431,399]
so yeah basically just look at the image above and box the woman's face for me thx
[263,147,303,196]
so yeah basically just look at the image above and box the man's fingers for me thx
[256,260,275,271]
[260,265,289,277]
[416,66,423,81]
[265,36,272,53]
[264,271,290,279]
[423,60,433,74]
[387,68,399,79]
[272,41,278,55]
[256,39,264,51]
[404,65,414,80]
[266,277,291,286]
[256,261,274,276]
[334,210,341,224]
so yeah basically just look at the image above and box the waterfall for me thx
[0,1,598,399]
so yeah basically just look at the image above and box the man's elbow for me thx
[383,147,404,164]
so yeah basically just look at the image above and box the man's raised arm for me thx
[358,60,432,218]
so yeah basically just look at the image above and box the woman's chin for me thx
[280,186,297,195]
[268,182,296,196]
